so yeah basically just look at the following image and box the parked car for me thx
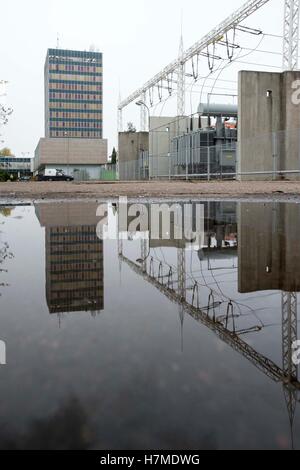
[19,175,31,182]
[37,169,74,182]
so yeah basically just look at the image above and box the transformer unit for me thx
[171,103,238,178]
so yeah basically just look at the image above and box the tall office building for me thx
[45,48,103,139]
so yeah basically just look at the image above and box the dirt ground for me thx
[1,180,300,201]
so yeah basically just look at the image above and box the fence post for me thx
[220,146,223,180]
[186,139,188,181]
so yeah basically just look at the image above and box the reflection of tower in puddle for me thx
[125,201,237,352]
[239,203,300,447]
[35,203,104,316]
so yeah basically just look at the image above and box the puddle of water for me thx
[0,200,299,450]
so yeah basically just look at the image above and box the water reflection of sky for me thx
[0,201,299,450]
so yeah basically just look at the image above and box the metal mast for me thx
[283,0,300,70]
[177,34,186,117]
[118,90,123,133]
[140,91,147,131]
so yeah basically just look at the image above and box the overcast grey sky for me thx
[0,0,283,156]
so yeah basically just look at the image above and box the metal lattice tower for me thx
[118,91,123,132]
[283,0,300,70]
[118,108,123,133]
[177,34,186,117]
[140,92,147,131]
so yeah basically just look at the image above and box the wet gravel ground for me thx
[1,180,300,201]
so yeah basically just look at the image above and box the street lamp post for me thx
[136,100,150,180]
[64,131,70,176]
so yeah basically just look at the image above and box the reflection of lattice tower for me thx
[141,237,148,273]
[282,292,298,427]
[283,0,300,70]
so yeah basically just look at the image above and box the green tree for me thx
[0,170,10,181]
[110,147,117,165]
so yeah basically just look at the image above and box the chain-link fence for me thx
[118,127,300,181]
[118,142,237,181]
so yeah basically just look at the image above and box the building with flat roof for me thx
[34,137,107,180]
[34,48,107,179]
[0,156,32,176]
[45,48,103,139]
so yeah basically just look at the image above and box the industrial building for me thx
[34,48,107,180]
[118,112,237,180]
[34,137,107,180]
[0,156,32,177]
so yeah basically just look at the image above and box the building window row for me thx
[49,64,102,74]
[49,88,102,95]
[49,76,102,84]
[49,91,101,100]
[49,99,102,107]
[49,58,102,68]
[50,108,102,114]
[49,83,101,92]
[50,121,102,129]
[50,130,102,139]
[50,112,102,120]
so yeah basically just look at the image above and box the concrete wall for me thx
[34,137,108,172]
[149,116,200,157]
[118,132,149,164]
[118,132,149,180]
[238,70,300,180]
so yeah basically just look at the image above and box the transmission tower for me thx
[139,91,147,132]
[177,34,186,117]
[118,90,123,133]
[283,0,300,70]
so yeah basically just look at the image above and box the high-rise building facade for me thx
[45,48,103,139]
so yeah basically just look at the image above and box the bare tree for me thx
[0,105,13,127]
[0,81,13,143]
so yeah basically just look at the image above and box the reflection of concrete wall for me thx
[238,203,300,293]
[35,202,104,314]
[238,70,300,181]
[35,202,101,227]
